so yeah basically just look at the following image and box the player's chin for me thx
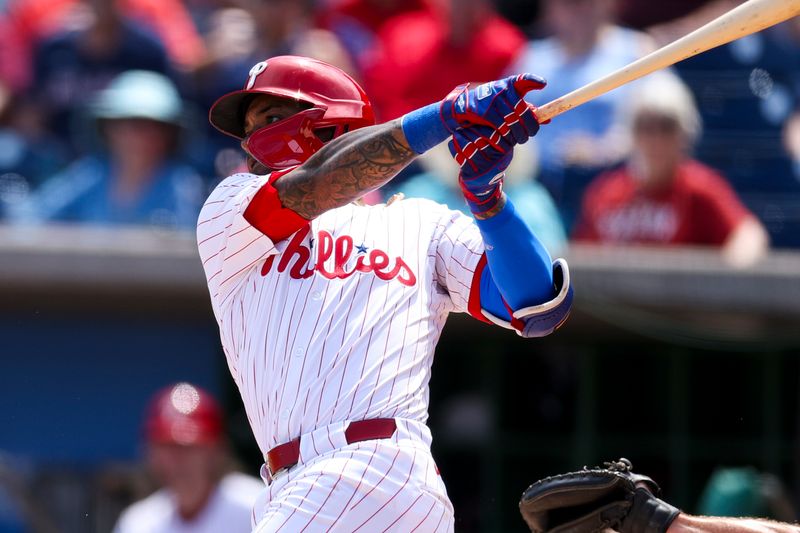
[247,156,272,175]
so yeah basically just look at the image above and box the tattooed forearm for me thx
[273,120,417,219]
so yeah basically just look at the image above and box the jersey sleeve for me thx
[197,172,285,316]
[429,204,491,322]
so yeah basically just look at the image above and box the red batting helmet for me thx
[144,382,224,446]
[209,56,376,170]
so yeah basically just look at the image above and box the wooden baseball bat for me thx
[535,0,800,122]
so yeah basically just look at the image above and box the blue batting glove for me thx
[449,125,514,216]
[440,74,546,145]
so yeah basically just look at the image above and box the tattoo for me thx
[474,193,507,220]
[273,120,417,219]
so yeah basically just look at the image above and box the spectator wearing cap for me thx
[573,74,769,268]
[30,0,173,153]
[10,70,204,230]
[113,382,263,533]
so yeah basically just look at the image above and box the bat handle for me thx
[531,101,560,124]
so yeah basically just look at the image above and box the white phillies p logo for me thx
[246,61,268,89]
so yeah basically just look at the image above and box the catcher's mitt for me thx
[519,458,680,533]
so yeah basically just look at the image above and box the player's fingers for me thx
[511,73,547,97]
[483,129,513,154]
[530,104,551,125]
[495,95,529,145]
[453,129,491,170]
[448,136,478,171]
[461,124,508,149]
[457,126,511,162]
[512,100,541,141]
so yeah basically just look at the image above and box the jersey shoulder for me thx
[209,172,265,193]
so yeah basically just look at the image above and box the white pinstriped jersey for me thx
[197,172,486,456]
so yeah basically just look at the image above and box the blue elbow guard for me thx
[514,258,573,337]
[482,258,573,338]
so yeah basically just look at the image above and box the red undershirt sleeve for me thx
[243,168,311,242]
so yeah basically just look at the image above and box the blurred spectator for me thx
[492,0,541,31]
[113,382,262,533]
[0,12,29,94]
[0,0,82,93]
[615,0,721,31]
[316,0,431,73]
[118,0,206,71]
[190,0,353,99]
[0,454,59,533]
[673,18,800,247]
[199,0,355,91]
[362,0,525,121]
[696,467,797,522]
[0,81,70,220]
[386,142,567,254]
[1,0,203,91]
[573,74,769,268]
[10,70,204,230]
[637,0,740,48]
[31,0,172,153]
[509,0,655,231]
[319,0,429,34]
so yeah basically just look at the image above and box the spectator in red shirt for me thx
[316,0,431,75]
[362,0,525,121]
[318,0,429,36]
[574,73,769,267]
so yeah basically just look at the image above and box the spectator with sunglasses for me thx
[573,74,769,268]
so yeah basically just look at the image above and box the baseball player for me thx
[198,56,573,531]
[113,382,263,533]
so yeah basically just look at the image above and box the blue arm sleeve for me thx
[477,197,554,319]
[401,102,450,154]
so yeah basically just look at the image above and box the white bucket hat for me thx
[90,70,183,125]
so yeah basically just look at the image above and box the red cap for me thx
[144,383,224,446]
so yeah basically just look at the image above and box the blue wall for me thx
[0,311,224,464]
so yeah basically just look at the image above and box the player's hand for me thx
[440,74,546,145]
[449,125,513,216]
